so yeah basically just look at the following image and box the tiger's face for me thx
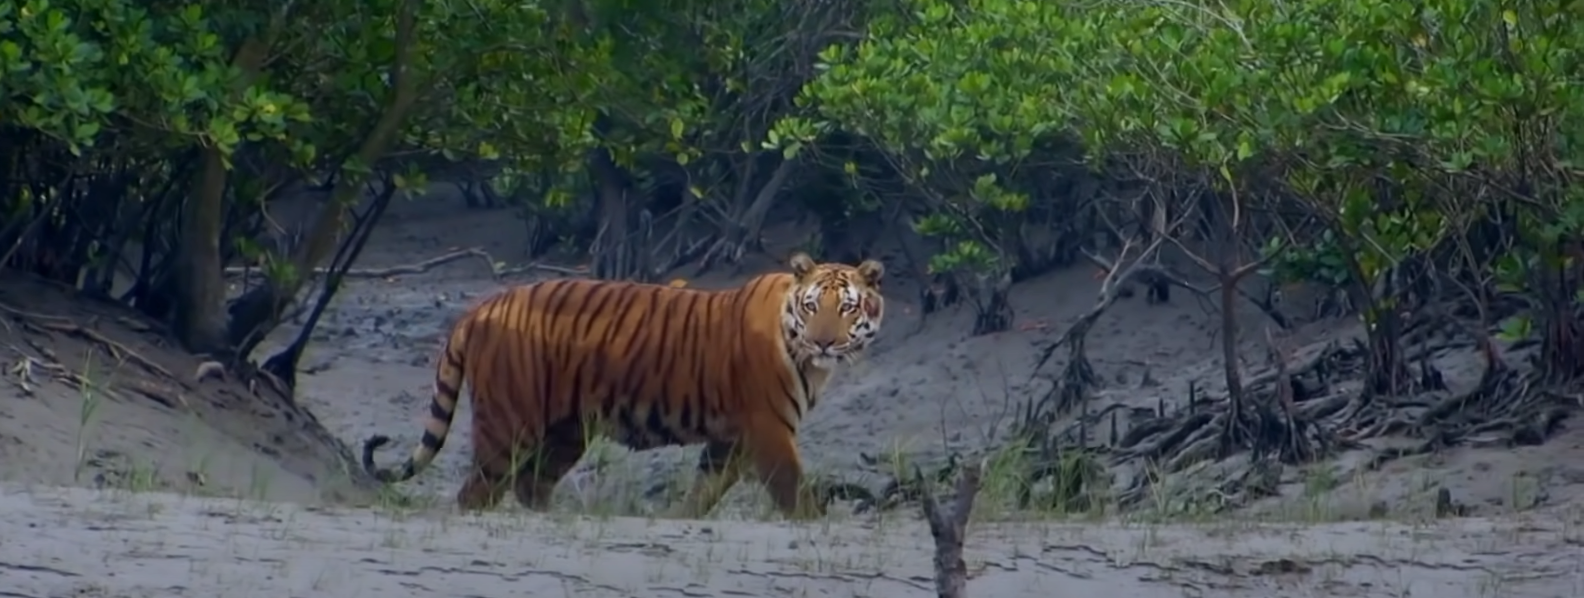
[781,252,886,369]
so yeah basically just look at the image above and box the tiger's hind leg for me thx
[509,428,586,511]
[456,454,512,512]
[674,440,748,518]
[457,418,544,512]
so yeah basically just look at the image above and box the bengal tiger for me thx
[360,252,886,520]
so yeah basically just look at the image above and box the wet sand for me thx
[3,484,1578,598]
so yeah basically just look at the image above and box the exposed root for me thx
[964,270,1013,336]
[1104,303,1572,510]
[1361,362,1573,471]
[919,273,962,316]
[1118,341,1358,460]
[222,247,586,282]
[1023,239,1172,421]
[1055,338,1362,509]
[838,294,1572,522]
[695,235,755,277]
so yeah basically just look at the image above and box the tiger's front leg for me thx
[743,417,825,520]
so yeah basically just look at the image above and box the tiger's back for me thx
[463,275,798,451]
[362,253,886,519]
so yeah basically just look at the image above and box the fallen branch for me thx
[0,302,173,380]
[3,342,189,410]
[849,453,964,514]
[222,247,587,281]
[917,459,984,598]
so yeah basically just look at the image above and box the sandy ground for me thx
[3,184,1584,596]
[5,483,1581,597]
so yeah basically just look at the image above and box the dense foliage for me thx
[3,0,1581,481]
[783,0,1584,378]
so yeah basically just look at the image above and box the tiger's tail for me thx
[361,317,470,484]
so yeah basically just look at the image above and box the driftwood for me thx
[917,459,984,598]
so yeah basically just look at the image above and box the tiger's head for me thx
[781,252,886,369]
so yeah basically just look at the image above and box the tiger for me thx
[360,252,886,520]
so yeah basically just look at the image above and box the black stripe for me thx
[420,430,445,451]
[795,369,812,415]
[429,399,452,421]
[645,403,683,446]
[681,293,710,411]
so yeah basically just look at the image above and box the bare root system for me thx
[836,301,1576,519]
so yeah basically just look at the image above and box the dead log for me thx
[917,459,985,598]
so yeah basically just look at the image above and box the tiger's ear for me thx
[789,252,817,280]
[856,259,885,286]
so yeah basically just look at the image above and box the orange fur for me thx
[361,253,886,519]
